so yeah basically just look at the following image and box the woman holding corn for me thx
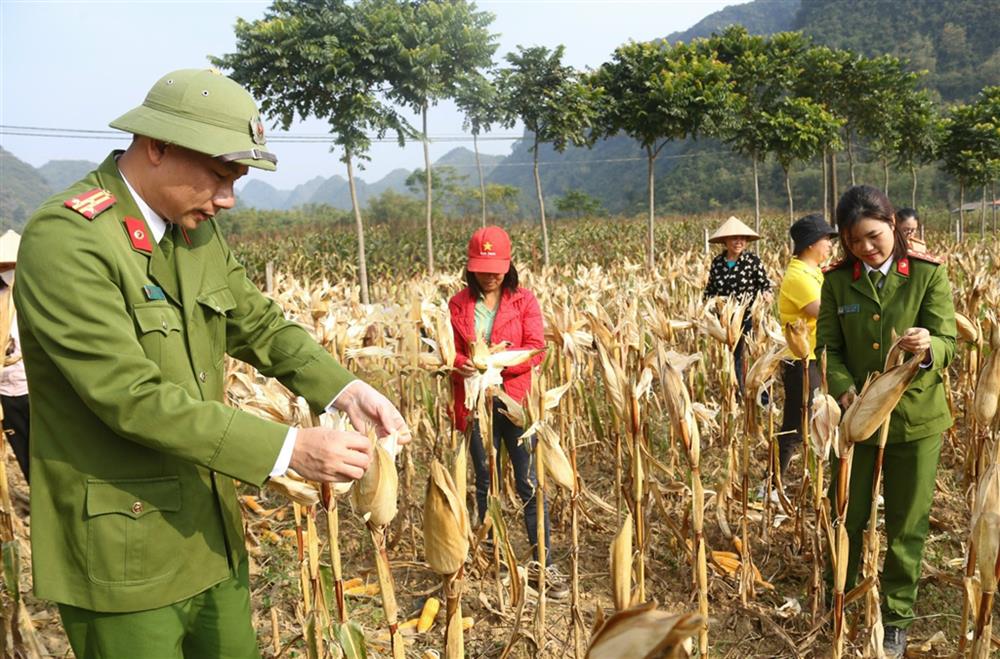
[704,216,772,396]
[449,226,569,599]
[817,185,957,659]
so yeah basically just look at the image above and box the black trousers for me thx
[468,406,551,559]
[778,359,821,476]
[2,394,29,483]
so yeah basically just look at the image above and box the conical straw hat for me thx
[708,216,760,244]
[0,230,20,266]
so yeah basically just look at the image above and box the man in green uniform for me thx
[15,69,408,658]
[817,184,956,658]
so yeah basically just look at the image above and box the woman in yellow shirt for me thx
[776,214,838,480]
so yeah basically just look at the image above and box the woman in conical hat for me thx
[703,216,772,397]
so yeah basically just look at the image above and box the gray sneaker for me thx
[882,625,907,658]
[527,561,570,600]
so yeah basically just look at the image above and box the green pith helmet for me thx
[110,69,277,171]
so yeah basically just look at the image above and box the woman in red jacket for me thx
[449,226,567,599]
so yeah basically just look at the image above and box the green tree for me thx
[365,189,424,225]
[555,189,604,219]
[892,89,944,208]
[709,27,809,232]
[213,0,411,305]
[454,71,510,227]
[796,45,852,221]
[941,87,1000,237]
[498,45,601,266]
[483,183,520,222]
[362,0,497,274]
[849,55,919,196]
[405,165,471,218]
[764,95,843,225]
[594,39,731,267]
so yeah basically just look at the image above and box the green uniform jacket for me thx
[15,153,355,612]
[816,254,956,444]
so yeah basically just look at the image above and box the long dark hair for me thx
[834,185,908,267]
[465,264,519,298]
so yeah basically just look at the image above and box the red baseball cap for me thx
[466,226,512,274]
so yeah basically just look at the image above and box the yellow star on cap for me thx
[482,241,493,251]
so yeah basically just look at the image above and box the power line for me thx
[0,124,524,143]
[0,123,753,167]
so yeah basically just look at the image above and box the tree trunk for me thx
[533,138,549,267]
[911,163,918,210]
[785,167,794,227]
[830,150,839,227]
[752,154,761,234]
[882,158,889,196]
[646,146,656,270]
[822,149,828,224]
[992,180,997,234]
[981,185,987,238]
[959,181,965,241]
[846,133,856,185]
[346,152,369,305]
[474,133,487,228]
[422,104,434,275]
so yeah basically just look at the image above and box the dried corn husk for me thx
[784,320,810,361]
[956,312,980,344]
[266,473,321,506]
[697,300,727,344]
[352,441,398,527]
[536,426,575,491]
[610,514,634,611]
[745,344,785,400]
[839,350,923,444]
[596,341,628,422]
[974,513,1000,592]
[423,461,470,575]
[810,391,841,459]
[586,602,701,659]
[973,317,1000,425]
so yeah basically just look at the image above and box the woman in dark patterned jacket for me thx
[703,216,773,395]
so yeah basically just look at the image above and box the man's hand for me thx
[838,388,857,410]
[898,327,931,356]
[334,380,410,446]
[289,428,372,482]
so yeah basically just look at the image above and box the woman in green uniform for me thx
[817,185,956,658]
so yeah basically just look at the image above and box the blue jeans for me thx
[468,405,551,559]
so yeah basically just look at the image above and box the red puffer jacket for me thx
[449,286,546,432]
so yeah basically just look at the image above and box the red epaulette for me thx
[906,248,944,265]
[64,188,116,220]
[822,259,845,274]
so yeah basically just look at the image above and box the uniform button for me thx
[872,313,880,321]
[872,342,880,350]
[198,371,207,383]
[131,501,144,514]
[161,319,168,330]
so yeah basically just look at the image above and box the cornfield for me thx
[3,215,999,658]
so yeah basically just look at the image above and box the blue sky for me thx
[1,0,748,189]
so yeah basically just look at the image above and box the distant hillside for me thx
[665,0,799,43]
[796,0,1000,101]
[38,159,97,191]
[1,147,52,231]
[433,147,504,179]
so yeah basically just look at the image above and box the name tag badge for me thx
[838,304,860,315]
[143,284,166,301]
